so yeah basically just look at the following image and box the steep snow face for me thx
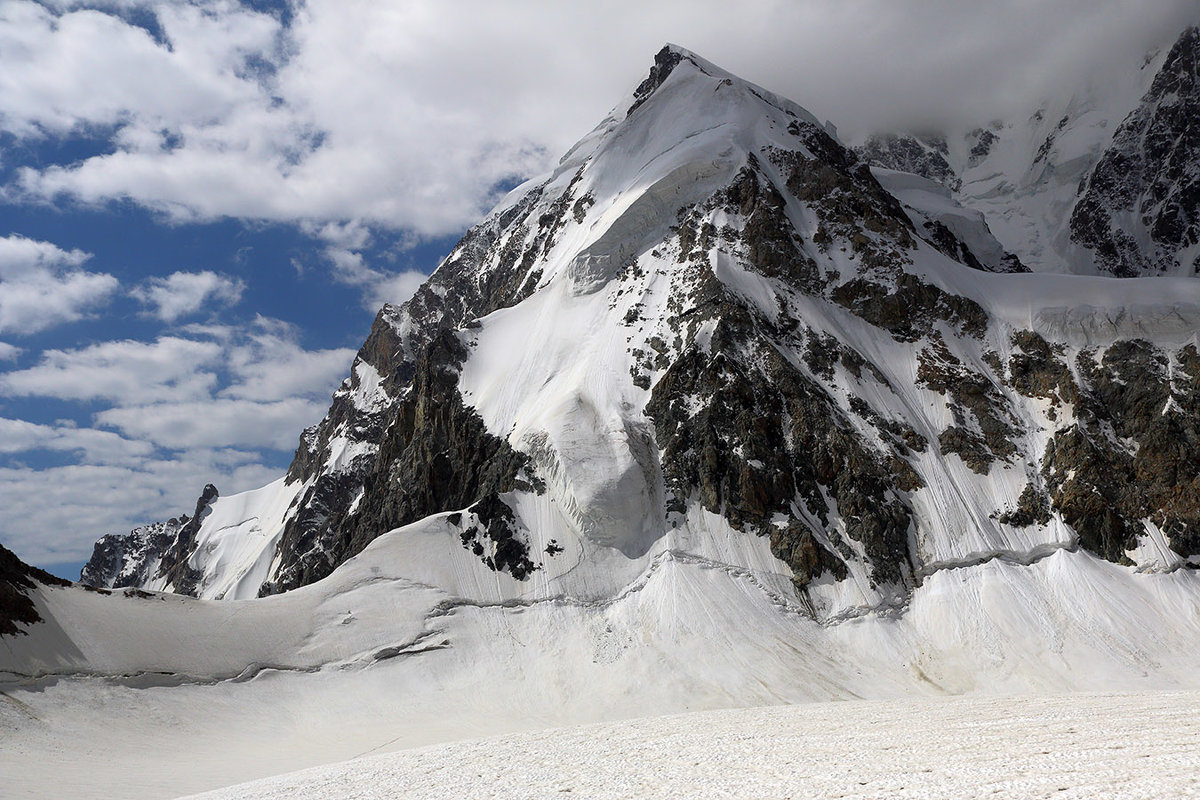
[149,478,305,600]
[858,27,1199,277]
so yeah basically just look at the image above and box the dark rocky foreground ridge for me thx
[74,37,1200,618]
[1,543,69,636]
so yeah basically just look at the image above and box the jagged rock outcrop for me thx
[153,484,219,597]
[261,331,543,594]
[80,517,187,589]
[1071,27,1200,276]
[857,133,959,191]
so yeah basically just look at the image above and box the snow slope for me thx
[5,519,1200,797]
[181,691,1200,800]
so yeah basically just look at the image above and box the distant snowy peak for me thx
[1071,26,1200,276]
[857,25,1199,277]
[80,516,187,590]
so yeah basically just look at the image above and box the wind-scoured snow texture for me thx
[181,692,1200,800]
[1071,26,1200,276]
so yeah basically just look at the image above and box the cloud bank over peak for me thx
[6,0,1193,242]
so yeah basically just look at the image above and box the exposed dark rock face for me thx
[1070,27,1200,276]
[648,323,913,589]
[769,144,917,272]
[262,331,542,594]
[722,165,824,294]
[1005,331,1078,409]
[1040,341,1200,562]
[856,133,960,191]
[967,128,997,166]
[646,236,916,592]
[155,485,219,596]
[455,494,542,580]
[1,543,70,637]
[916,335,1017,475]
[831,273,989,342]
[80,517,186,589]
[997,484,1053,528]
[628,45,685,115]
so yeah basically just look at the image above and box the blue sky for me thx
[1,0,1194,579]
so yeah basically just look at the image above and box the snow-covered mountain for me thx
[76,38,1200,613]
[858,25,1200,278]
[4,38,1200,800]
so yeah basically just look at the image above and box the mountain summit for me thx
[65,42,1200,626]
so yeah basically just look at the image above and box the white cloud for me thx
[0,234,118,335]
[0,341,21,361]
[6,0,1197,246]
[0,316,355,407]
[0,1,280,137]
[96,397,327,449]
[0,416,154,463]
[0,452,281,567]
[0,234,89,277]
[0,336,222,402]
[132,269,245,321]
[222,318,355,402]
[368,270,427,310]
[302,221,431,309]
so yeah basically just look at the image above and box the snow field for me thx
[180,691,1200,800]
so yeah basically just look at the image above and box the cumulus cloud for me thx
[0,0,280,137]
[0,452,281,566]
[222,317,355,402]
[0,416,154,463]
[0,316,354,407]
[368,270,428,310]
[0,341,20,361]
[0,234,118,334]
[305,221,432,309]
[5,0,1197,247]
[132,270,245,321]
[95,397,328,449]
[0,336,223,402]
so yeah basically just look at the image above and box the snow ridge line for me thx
[1,540,1175,686]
